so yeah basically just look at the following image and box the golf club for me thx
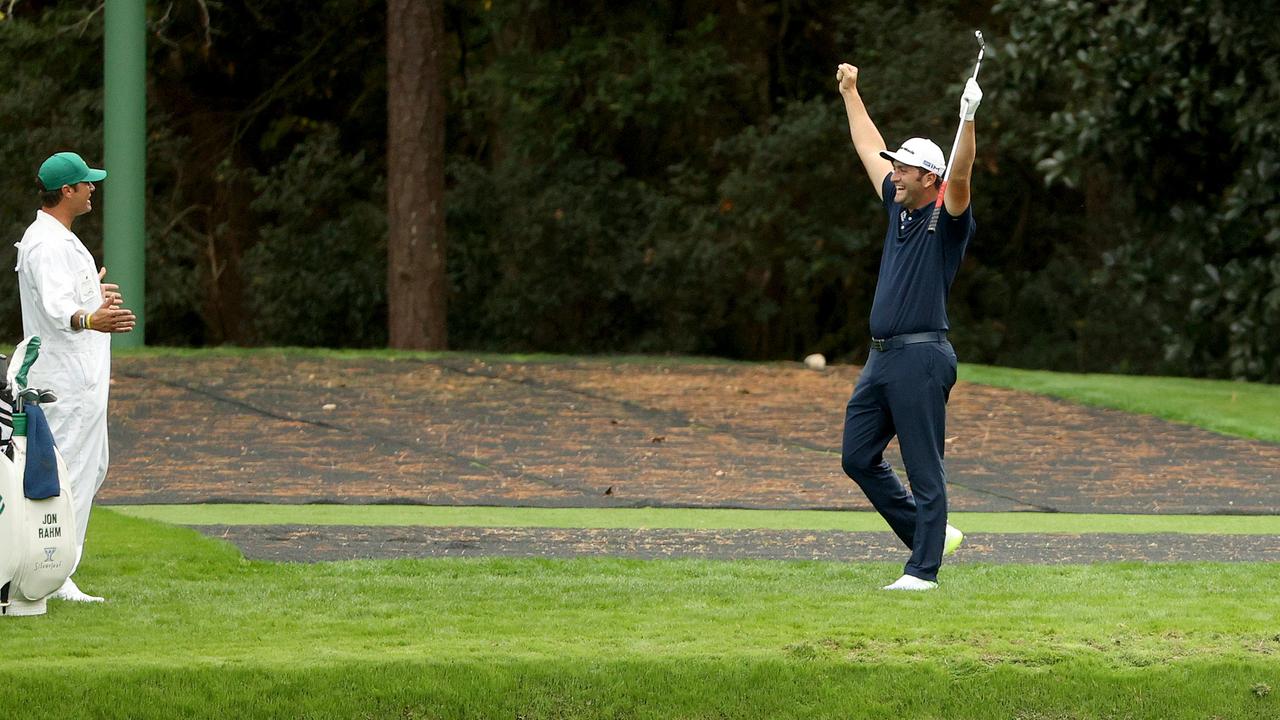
[927,30,985,234]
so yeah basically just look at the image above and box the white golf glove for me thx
[960,77,982,121]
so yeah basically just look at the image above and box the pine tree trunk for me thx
[387,0,448,349]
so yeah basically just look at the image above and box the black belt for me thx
[870,331,947,352]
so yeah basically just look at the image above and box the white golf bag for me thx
[1,337,78,617]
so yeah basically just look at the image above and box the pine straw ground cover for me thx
[102,350,1280,514]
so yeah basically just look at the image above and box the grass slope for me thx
[1,510,1276,718]
[111,504,1280,535]
[961,364,1280,444]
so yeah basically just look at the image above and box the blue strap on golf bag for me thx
[21,406,59,501]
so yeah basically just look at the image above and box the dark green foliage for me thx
[242,128,388,346]
[0,0,1274,380]
[993,0,1280,380]
[686,98,879,359]
[0,2,105,340]
[447,155,655,352]
[445,9,746,353]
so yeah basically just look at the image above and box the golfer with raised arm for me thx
[835,63,982,590]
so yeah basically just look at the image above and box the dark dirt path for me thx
[191,525,1280,564]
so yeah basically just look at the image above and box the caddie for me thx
[835,63,982,590]
[13,151,136,602]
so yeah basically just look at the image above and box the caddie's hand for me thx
[101,282,123,307]
[98,267,124,307]
[89,295,137,334]
[836,63,859,95]
[960,77,982,121]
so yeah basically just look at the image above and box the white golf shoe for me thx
[943,524,965,557]
[882,574,938,591]
[51,577,104,603]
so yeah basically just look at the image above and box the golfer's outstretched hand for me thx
[960,78,983,121]
[836,63,859,95]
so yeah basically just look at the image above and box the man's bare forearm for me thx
[943,121,976,215]
[836,64,892,197]
[843,91,888,163]
[842,92,891,196]
[949,121,976,183]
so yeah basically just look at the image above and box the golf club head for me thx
[971,30,986,78]
[17,387,56,405]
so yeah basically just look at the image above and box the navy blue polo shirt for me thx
[868,172,975,338]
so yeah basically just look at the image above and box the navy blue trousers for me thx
[841,341,957,582]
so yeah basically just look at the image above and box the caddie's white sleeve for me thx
[26,244,82,334]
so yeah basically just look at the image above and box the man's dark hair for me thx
[37,178,62,208]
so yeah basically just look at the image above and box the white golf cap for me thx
[880,138,945,175]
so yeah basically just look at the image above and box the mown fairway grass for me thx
[2,511,1277,719]
[114,504,1280,535]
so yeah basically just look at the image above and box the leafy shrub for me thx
[242,128,388,346]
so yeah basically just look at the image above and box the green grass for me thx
[961,364,1280,444]
[110,504,1280,535]
[2,510,1277,718]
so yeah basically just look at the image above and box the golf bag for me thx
[0,338,78,617]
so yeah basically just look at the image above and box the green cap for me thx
[38,152,107,191]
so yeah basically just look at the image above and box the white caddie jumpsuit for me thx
[14,210,112,572]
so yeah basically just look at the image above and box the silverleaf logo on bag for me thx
[35,546,61,571]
